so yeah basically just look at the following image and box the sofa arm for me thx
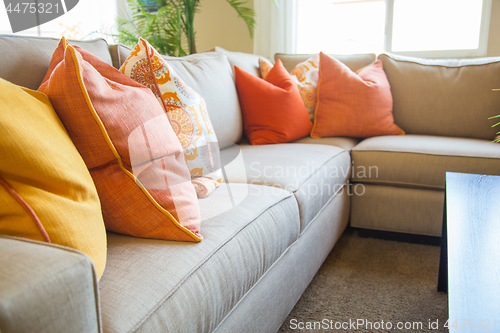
[0,236,101,333]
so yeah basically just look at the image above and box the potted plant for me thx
[116,0,276,57]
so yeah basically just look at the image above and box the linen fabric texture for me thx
[0,236,101,332]
[235,59,312,145]
[0,78,107,279]
[260,54,320,120]
[311,52,404,138]
[38,38,202,242]
[120,38,222,198]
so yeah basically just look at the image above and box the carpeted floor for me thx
[278,228,448,333]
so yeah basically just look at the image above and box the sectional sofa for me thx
[1,35,500,333]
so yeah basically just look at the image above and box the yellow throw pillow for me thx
[0,78,107,279]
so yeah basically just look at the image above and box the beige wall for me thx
[194,0,254,53]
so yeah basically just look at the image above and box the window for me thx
[296,0,386,55]
[0,0,117,41]
[386,0,491,58]
[294,0,492,58]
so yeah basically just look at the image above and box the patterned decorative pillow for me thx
[120,38,222,198]
[258,57,273,79]
[259,54,320,121]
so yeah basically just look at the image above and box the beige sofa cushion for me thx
[275,53,376,72]
[108,43,131,69]
[223,143,351,231]
[352,135,500,190]
[379,53,500,140]
[99,184,299,333]
[213,46,268,77]
[0,35,111,90]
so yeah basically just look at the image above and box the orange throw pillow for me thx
[38,40,202,242]
[235,60,312,145]
[311,52,404,138]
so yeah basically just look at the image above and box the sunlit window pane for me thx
[40,1,104,39]
[392,0,483,52]
[296,0,386,55]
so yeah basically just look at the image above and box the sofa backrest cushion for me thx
[213,46,270,77]
[109,43,132,69]
[109,44,242,148]
[275,53,376,73]
[0,35,112,90]
[379,53,500,140]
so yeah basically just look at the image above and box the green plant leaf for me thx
[489,115,500,127]
[226,0,257,38]
[115,0,276,55]
[114,0,188,56]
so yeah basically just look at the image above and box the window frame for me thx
[384,0,492,58]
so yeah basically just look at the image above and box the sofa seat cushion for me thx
[293,136,360,152]
[98,184,300,333]
[352,135,500,190]
[223,144,351,231]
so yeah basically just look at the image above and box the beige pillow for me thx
[379,53,500,140]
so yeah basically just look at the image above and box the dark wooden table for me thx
[438,172,500,331]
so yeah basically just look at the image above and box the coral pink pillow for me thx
[119,38,222,199]
[235,60,312,145]
[39,38,202,242]
[311,52,404,138]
